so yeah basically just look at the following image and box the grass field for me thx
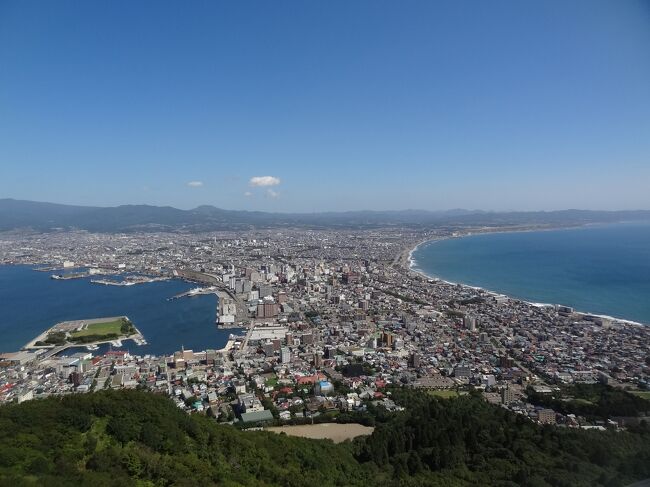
[570,398,595,406]
[427,390,459,399]
[630,391,650,400]
[70,319,126,338]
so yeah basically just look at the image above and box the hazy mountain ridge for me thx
[1,198,649,232]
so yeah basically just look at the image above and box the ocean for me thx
[411,222,650,325]
[0,265,238,355]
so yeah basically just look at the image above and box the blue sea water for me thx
[412,222,650,325]
[0,265,238,355]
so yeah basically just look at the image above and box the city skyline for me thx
[2,1,650,212]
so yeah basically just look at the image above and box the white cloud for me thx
[187,181,204,187]
[244,191,253,197]
[249,176,281,187]
[266,189,280,198]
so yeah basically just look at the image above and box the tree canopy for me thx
[0,388,648,486]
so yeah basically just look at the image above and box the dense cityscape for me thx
[3,1,650,484]
[1,226,648,433]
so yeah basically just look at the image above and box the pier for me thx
[173,269,248,327]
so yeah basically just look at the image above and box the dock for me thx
[173,269,249,327]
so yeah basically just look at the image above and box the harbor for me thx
[91,275,170,286]
[0,265,237,356]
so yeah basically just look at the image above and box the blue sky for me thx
[1,1,649,212]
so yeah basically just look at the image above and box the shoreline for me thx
[403,227,648,328]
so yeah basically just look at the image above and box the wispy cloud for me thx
[187,181,204,187]
[244,191,252,197]
[266,189,280,198]
[249,176,280,187]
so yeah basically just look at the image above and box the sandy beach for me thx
[402,229,647,328]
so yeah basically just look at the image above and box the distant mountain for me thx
[1,198,649,232]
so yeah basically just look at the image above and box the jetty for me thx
[173,269,248,328]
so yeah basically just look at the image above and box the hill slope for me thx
[0,389,649,486]
[2,198,650,232]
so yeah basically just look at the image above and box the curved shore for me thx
[404,232,648,328]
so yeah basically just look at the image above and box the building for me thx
[256,299,279,319]
[314,380,334,396]
[262,342,274,356]
[410,352,420,369]
[240,409,274,424]
[257,283,273,298]
[499,355,514,368]
[538,409,556,424]
[381,331,393,348]
[342,271,360,284]
[238,393,264,413]
[281,347,291,364]
[463,315,477,332]
[454,365,471,379]
[218,294,237,324]
[313,352,323,367]
[501,387,516,405]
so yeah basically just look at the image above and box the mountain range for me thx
[1,198,649,232]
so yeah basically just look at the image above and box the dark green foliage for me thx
[0,390,371,486]
[357,388,650,485]
[40,331,66,345]
[527,383,650,418]
[119,318,135,335]
[0,388,649,486]
[69,333,119,344]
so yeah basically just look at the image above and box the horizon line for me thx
[2,197,650,215]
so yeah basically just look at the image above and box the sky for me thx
[1,1,649,212]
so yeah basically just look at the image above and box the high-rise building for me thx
[280,347,291,364]
[256,300,279,318]
[499,355,514,368]
[258,283,273,298]
[501,387,516,405]
[313,352,322,368]
[410,352,420,369]
[463,315,477,331]
[381,331,394,348]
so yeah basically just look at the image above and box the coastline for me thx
[403,229,648,328]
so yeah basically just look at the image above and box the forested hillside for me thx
[0,389,648,486]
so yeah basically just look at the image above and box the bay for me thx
[411,222,650,325]
[0,265,237,355]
